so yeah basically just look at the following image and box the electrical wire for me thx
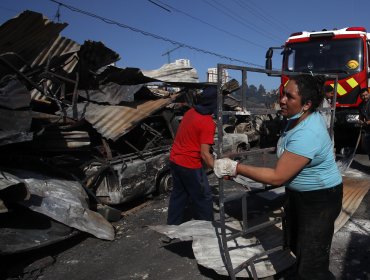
[148,0,171,13]
[0,5,18,13]
[201,0,282,43]
[49,0,264,68]
[150,0,266,49]
[232,0,291,34]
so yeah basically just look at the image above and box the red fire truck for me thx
[265,26,370,146]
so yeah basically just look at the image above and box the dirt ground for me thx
[1,154,370,280]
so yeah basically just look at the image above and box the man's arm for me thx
[201,144,214,168]
[359,111,370,125]
[359,109,366,123]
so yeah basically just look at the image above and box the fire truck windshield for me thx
[283,38,363,77]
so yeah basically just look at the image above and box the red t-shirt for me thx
[170,108,215,168]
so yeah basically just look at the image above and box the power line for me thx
[201,0,282,43]
[250,0,292,32]
[233,0,291,34]
[48,0,263,68]
[0,5,19,14]
[151,0,266,49]
[148,0,171,13]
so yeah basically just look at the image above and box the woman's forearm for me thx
[236,164,284,186]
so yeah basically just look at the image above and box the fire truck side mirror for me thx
[265,48,273,74]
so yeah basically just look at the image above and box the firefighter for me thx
[214,74,343,280]
[359,88,370,160]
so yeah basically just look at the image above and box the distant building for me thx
[207,68,229,83]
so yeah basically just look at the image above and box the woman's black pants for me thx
[284,183,343,280]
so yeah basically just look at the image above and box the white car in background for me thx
[214,124,250,154]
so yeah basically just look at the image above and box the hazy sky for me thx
[0,0,367,90]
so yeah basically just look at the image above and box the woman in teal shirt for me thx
[214,74,343,280]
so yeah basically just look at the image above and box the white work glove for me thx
[214,158,238,178]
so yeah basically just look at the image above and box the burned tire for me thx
[157,171,173,194]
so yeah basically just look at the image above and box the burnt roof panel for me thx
[77,83,149,104]
[64,94,180,141]
[0,10,68,72]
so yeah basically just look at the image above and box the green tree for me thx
[247,84,257,97]
[257,84,266,96]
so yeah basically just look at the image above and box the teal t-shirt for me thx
[276,112,342,191]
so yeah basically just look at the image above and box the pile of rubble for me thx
[0,10,280,255]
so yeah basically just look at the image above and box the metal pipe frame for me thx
[215,64,310,280]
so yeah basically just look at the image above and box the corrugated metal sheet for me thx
[0,108,32,131]
[98,66,159,85]
[0,10,68,71]
[334,177,370,233]
[0,79,31,109]
[77,83,149,104]
[142,62,199,83]
[65,93,180,141]
[0,131,33,147]
[3,168,115,241]
[30,36,80,103]
[31,36,80,69]
[0,10,81,103]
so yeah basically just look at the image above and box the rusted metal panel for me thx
[65,93,180,141]
[98,66,159,85]
[0,10,81,105]
[0,172,30,213]
[0,108,32,131]
[0,77,33,145]
[142,61,199,83]
[30,36,80,103]
[78,40,120,73]
[2,168,115,241]
[0,10,68,74]
[334,177,370,233]
[0,131,33,146]
[0,79,31,109]
[34,130,91,151]
[31,36,80,69]
[77,83,150,104]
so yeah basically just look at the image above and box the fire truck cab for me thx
[266,27,370,147]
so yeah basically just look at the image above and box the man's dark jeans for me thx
[363,130,370,160]
[167,162,213,225]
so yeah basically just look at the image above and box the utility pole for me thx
[162,45,181,63]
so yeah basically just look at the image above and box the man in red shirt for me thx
[167,87,217,225]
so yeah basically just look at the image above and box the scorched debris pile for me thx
[0,11,280,253]
[0,10,198,250]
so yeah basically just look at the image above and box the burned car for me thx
[84,111,252,206]
[216,124,250,153]
[83,146,172,205]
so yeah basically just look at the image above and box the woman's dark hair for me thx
[289,74,325,112]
